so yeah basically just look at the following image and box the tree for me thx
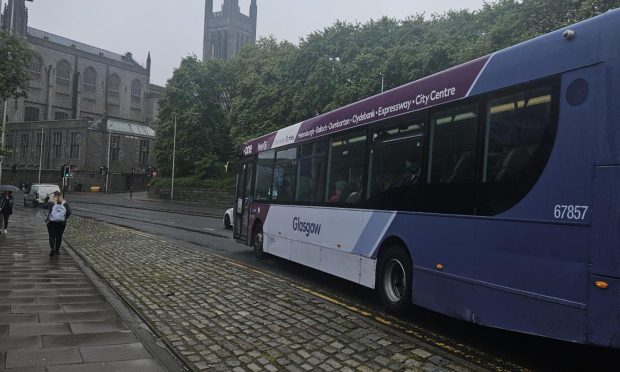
[155,56,232,177]
[0,31,34,156]
[0,31,34,101]
[156,0,620,182]
[227,38,299,148]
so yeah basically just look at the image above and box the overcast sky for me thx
[26,0,487,86]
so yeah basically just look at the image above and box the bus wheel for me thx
[253,223,266,259]
[377,245,412,315]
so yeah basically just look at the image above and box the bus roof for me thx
[242,8,620,157]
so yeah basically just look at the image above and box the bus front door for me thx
[234,159,254,243]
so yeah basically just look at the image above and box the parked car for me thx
[24,184,61,208]
[224,208,233,229]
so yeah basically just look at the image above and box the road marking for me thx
[226,261,285,282]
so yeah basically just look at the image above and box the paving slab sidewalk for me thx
[0,208,182,371]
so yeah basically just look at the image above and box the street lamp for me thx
[105,124,112,192]
[170,113,177,200]
[37,127,43,183]
[378,73,385,93]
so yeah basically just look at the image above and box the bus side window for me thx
[429,105,478,184]
[254,150,275,201]
[478,85,556,215]
[367,120,425,202]
[296,141,327,203]
[272,147,297,202]
[483,87,553,183]
[326,131,367,204]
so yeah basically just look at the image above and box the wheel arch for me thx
[249,217,263,247]
[376,235,412,263]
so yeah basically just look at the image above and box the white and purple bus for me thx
[234,10,620,347]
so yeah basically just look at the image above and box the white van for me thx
[24,184,61,208]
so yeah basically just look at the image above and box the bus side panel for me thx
[587,274,620,347]
[386,214,589,301]
[265,233,292,259]
[262,206,385,287]
[413,268,587,344]
[291,241,322,271]
[591,166,620,277]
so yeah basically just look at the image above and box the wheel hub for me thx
[383,258,406,303]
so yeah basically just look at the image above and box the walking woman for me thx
[45,191,71,257]
[0,191,14,234]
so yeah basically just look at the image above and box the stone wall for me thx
[1,169,150,193]
[148,188,234,209]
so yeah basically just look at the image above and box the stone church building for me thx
[0,0,163,192]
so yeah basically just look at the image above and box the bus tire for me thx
[377,245,412,315]
[252,223,266,259]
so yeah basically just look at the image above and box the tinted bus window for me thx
[327,130,367,203]
[368,120,425,199]
[478,85,556,215]
[272,147,297,202]
[300,141,327,157]
[297,141,326,203]
[483,87,553,182]
[254,150,275,201]
[429,105,478,184]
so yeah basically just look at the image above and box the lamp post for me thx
[379,73,385,93]
[0,1,16,184]
[105,125,111,192]
[170,113,177,200]
[37,127,43,183]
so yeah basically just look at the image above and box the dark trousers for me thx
[2,213,10,229]
[46,221,66,251]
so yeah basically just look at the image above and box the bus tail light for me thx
[595,281,609,289]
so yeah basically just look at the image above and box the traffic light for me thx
[60,165,71,177]
[99,166,104,175]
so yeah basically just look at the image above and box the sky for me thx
[25,0,488,86]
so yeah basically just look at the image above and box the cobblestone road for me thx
[65,217,479,372]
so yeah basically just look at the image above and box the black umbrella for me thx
[0,185,19,192]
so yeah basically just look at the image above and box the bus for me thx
[233,9,620,348]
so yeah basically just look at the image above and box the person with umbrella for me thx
[0,190,15,235]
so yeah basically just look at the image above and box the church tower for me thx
[0,0,29,36]
[203,0,257,62]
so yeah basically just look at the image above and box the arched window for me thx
[28,55,42,79]
[107,74,120,96]
[56,60,71,85]
[24,106,40,122]
[83,67,97,91]
[131,79,142,103]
